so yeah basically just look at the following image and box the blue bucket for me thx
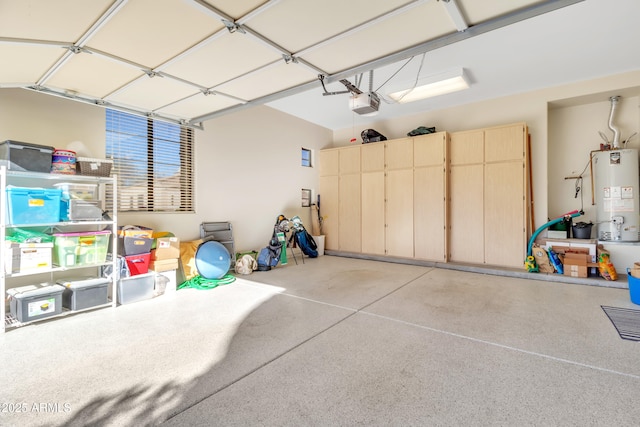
[627,269,640,305]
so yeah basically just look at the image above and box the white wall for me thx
[548,96,640,223]
[0,89,332,253]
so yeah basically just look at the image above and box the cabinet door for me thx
[449,164,484,263]
[339,146,361,174]
[414,132,446,167]
[414,166,446,261]
[386,169,414,258]
[450,130,483,165]
[319,149,339,176]
[485,162,525,267]
[339,174,361,252]
[361,143,385,172]
[385,138,413,170]
[361,171,385,255]
[319,175,339,250]
[485,124,525,162]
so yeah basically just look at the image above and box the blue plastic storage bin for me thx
[6,186,62,224]
[627,270,640,305]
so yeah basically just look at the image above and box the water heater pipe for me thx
[608,96,621,148]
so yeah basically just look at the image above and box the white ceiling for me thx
[1,0,639,131]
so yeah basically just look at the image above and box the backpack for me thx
[407,126,436,136]
[292,227,318,258]
[257,236,282,271]
[361,129,387,144]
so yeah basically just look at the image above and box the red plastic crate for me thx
[125,252,151,276]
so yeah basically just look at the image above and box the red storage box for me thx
[125,252,151,276]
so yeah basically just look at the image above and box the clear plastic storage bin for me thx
[52,230,111,267]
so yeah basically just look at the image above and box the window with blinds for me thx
[105,109,194,212]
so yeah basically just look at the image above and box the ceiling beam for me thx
[440,0,468,32]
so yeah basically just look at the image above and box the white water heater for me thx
[594,148,640,241]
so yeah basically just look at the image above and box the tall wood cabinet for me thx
[414,132,448,262]
[318,146,361,252]
[449,123,528,268]
[361,143,385,255]
[385,138,414,258]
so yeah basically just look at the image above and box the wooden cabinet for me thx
[414,132,448,262]
[385,138,414,258]
[361,138,415,258]
[319,149,339,250]
[361,143,385,255]
[319,123,527,269]
[449,123,528,268]
[449,130,485,264]
[319,146,361,252]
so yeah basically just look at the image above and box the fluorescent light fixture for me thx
[388,67,469,103]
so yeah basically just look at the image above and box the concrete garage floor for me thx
[1,255,639,426]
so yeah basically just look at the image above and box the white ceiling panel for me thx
[156,92,243,119]
[161,32,281,88]
[46,52,144,98]
[457,0,548,25]
[200,0,271,20]
[300,2,453,74]
[0,0,113,41]
[215,62,316,101]
[105,75,199,111]
[244,0,418,53]
[87,0,224,68]
[0,44,65,84]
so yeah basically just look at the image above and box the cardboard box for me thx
[631,262,640,279]
[4,242,53,274]
[563,252,589,278]
[151,237,180,260]
[149,258,179,272]
[545,238,597,262]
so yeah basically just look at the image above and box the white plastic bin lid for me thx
[7,283,65,299]
[56,277,110,289]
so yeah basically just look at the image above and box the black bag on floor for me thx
[293,227,317,258]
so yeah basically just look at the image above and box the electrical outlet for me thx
[612,216,624,224]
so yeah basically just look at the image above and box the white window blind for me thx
[106,109,194,212]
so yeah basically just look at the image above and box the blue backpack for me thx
[257,238,282,271]
[293,228,317,258]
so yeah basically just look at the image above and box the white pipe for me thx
[608,96,621,148]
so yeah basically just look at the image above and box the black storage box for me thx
[0,140,55,172]
[57,277,110,311]
[118,235,153,256]
[7,283,64,322]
